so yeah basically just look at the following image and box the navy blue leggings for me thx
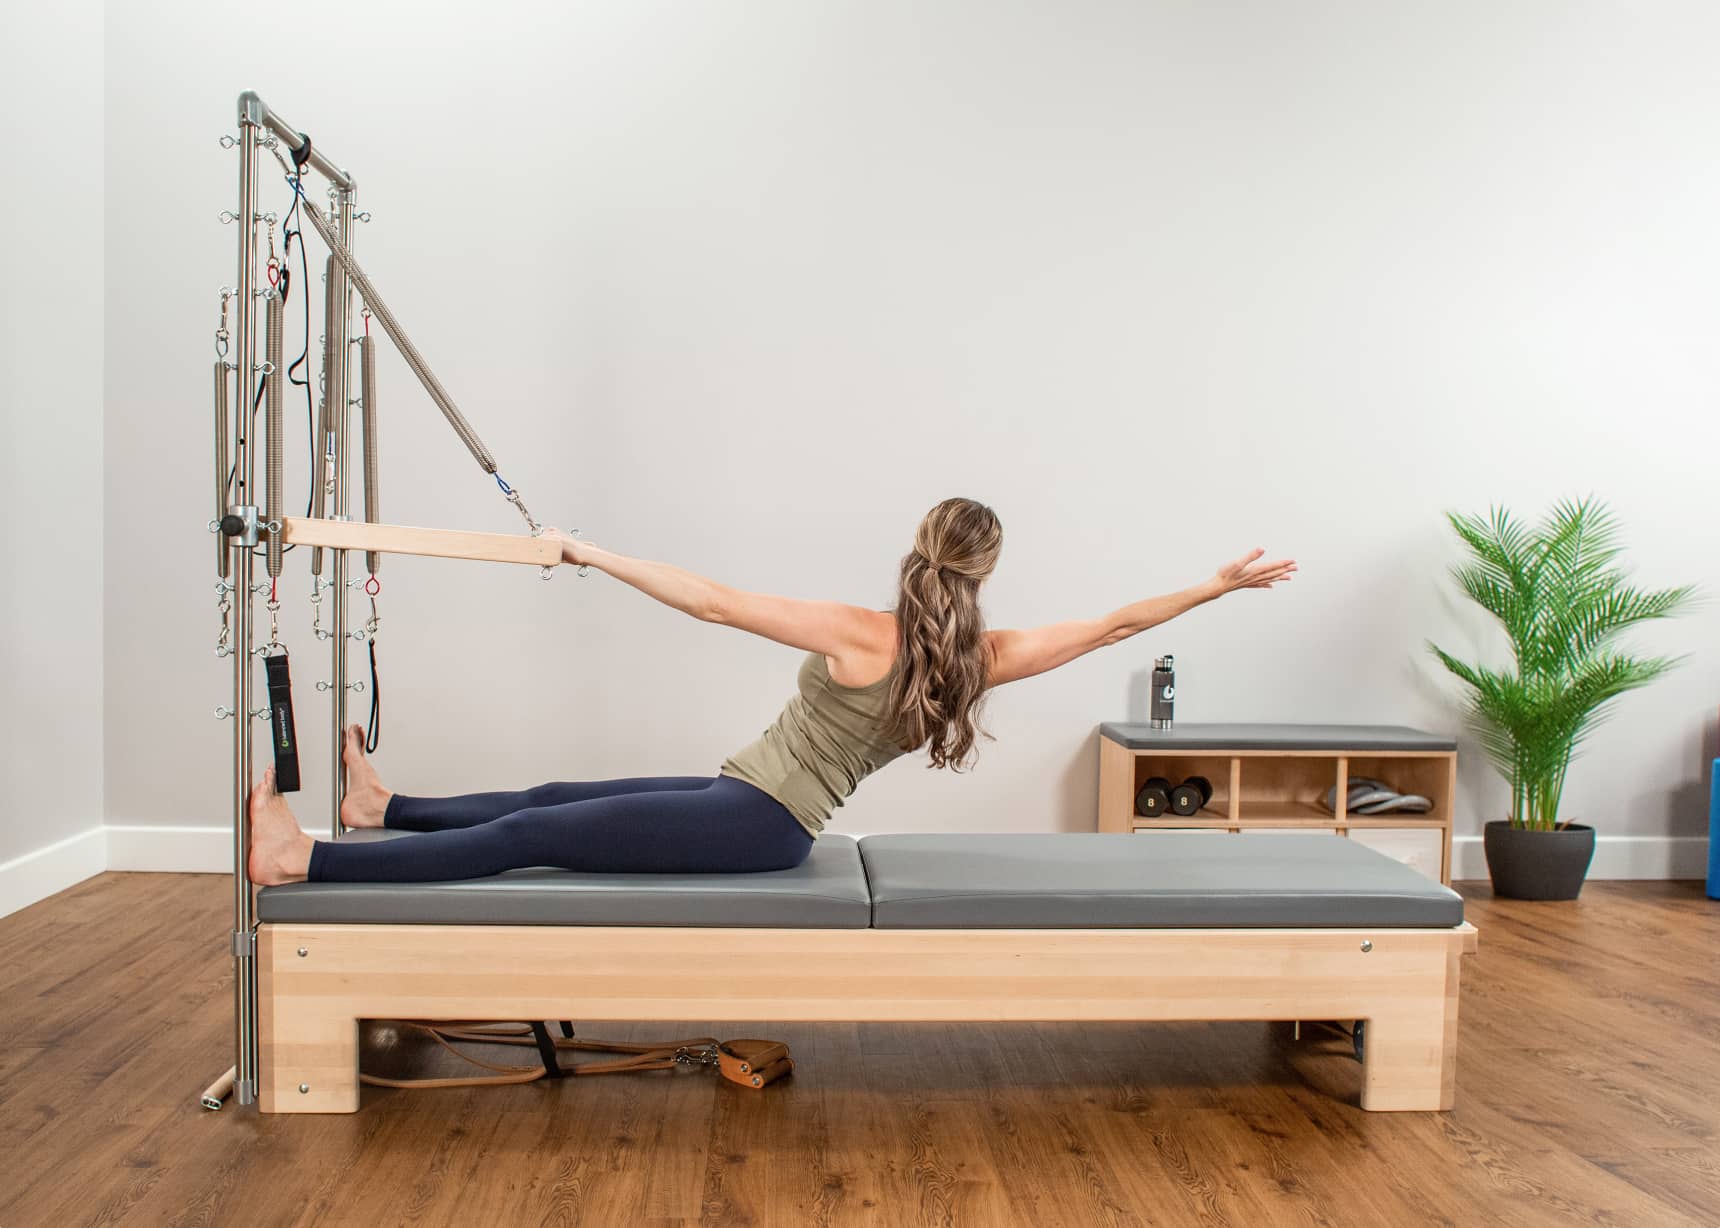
[306,774,814,883]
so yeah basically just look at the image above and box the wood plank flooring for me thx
[1,873,1716,1226]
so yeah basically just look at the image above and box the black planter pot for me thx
[1482,820,1596,900]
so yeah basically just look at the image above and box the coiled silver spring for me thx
[310,254,337,574]
[359,333,381,575]
[264,290,285,578]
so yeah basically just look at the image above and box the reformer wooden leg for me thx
[258,933,360,1113]
[259,1002,359,1113]
[1359,946,1461,1111]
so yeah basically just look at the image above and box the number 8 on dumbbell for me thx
[1134,776,1173,817]
[1169,776,1212,816]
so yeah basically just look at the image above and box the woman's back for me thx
[720,652,907,837]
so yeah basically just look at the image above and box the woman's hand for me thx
[541,527,601,569]
[1213,548,1297,595]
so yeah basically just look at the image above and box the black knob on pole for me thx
[219,513,247,538]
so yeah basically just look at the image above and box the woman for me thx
[248,497,1294,885]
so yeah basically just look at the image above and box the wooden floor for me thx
[2,876,1717,1227]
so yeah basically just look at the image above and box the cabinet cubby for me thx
[1098,724,1458,884]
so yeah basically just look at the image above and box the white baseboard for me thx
[1451,835,1710,882]
[105,824,238,873]
[105,823,318,874]
[0,827,108,918]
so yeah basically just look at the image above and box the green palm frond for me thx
[1429,498,1695,830]
[1556,585,1698,666]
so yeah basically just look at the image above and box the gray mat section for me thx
[257,830,871,928]
[1099,722,1456,752]
[859,833,1464,929]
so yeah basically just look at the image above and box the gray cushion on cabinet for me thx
[1099,722,1457,752]
[256,829,872,928]
[857,833,1464,929]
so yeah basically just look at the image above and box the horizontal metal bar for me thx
[281,516,560,567]
[238,91,355,191]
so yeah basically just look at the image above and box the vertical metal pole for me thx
[230,96,262,1108]
[329,189,355,837]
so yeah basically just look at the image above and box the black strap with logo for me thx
[264,651,301,793]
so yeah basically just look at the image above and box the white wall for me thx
[0,0,107,911]
[100,1,1719,873]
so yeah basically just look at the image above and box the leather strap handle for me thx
[726,1055,794,1089]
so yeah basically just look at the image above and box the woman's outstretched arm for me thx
[986,548,1296,687]
[548,531,891,663]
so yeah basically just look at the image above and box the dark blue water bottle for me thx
[1149,655,1175,729]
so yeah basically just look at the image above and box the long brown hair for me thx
[882,497,1003,770]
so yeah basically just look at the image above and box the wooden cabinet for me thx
[1098,723,1458,884]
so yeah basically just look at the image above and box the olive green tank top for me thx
[720,652,906,837]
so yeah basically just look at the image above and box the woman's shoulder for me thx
[822,611,898,689]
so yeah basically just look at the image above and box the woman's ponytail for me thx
[882,498,1002,770]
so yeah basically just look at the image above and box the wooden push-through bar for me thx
[280,517,561,567]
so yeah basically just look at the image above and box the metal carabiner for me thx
[310,577,331,641]
[214,287,233,359]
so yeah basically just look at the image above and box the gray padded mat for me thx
[257,830,871,928]
[859,833,1464,929]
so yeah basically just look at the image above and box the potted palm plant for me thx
[1430,498,1695,899]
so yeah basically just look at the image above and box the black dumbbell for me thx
[1134,776,1173,818]
[1169,776,1212,817]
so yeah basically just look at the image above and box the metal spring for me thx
[214,358,231,579]
[327,251,350,449]
[359,334,381,574]
[264,292,285,577]
[319,253,337,441]
[278,155,497,474]
[310,253,336,573]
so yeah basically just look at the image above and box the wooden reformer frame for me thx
[242,414,1479,1123]
[259,920,1476,1113]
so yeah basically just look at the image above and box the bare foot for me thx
[340,724,393,829]
[249,769,314,885]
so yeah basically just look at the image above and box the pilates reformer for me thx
[207,92,1475,1117]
